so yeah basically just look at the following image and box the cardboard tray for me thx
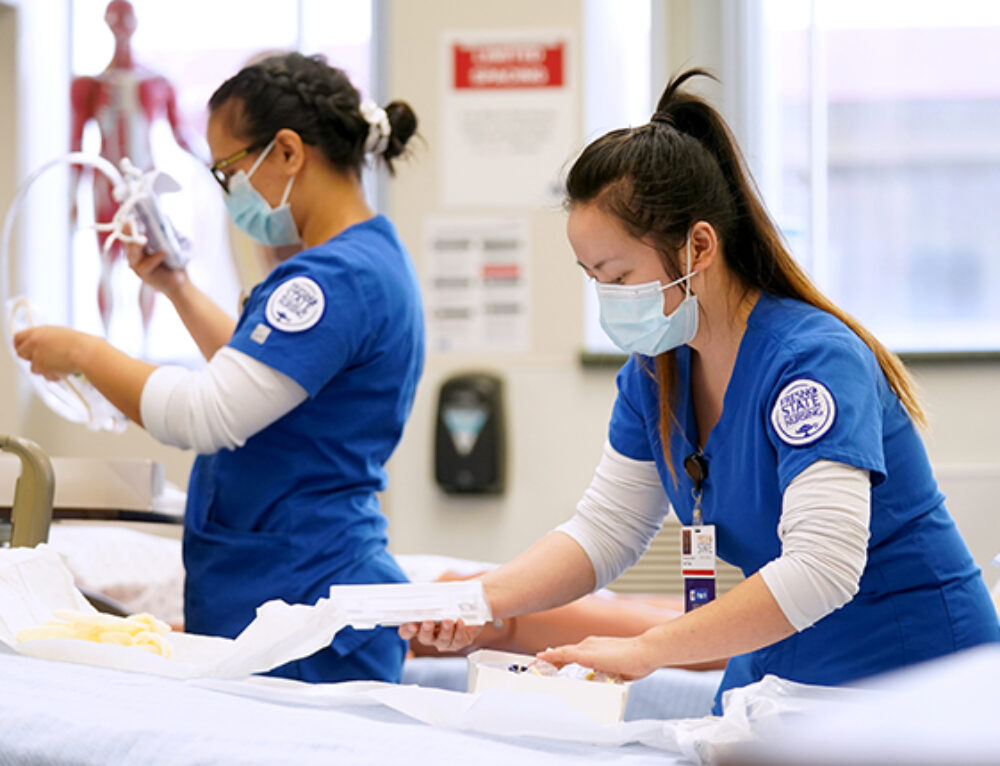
[467,649,631,725]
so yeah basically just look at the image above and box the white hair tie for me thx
[359,98,391,156]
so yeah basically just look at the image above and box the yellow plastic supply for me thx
[16,609,173,658]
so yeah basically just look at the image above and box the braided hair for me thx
[209,52,417,176]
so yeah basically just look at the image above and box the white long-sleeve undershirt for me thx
[140,346,308,454]
[555,442,671,589]
[757,460,871,629]
[556,441,871,631]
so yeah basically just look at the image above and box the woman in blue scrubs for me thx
[403,69,999,710]
[16,53,424,684]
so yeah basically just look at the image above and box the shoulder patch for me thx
[265,276,325,332]
[770,378,836,446]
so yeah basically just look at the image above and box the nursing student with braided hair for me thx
[403,69,1000,711]
[15,52,424,684]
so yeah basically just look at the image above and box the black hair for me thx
[566,68,924,476]
[566,69,792,289]
[209,51,417,176]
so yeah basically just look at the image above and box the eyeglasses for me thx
[208,138,271,192]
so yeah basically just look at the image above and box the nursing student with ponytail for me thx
[16,53,424,684]
[403,69,999,711]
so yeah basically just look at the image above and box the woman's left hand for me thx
[13,326,94,380]
[536,633,659,680]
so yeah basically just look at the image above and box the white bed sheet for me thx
[728,645,1000,765]
[0,651,683,766]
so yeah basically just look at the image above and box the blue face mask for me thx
[223,139,301,246]
[595,239,698,355]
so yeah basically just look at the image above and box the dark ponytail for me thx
[209,52,417,176]
[567,68,925,479]
[651,70,796,295]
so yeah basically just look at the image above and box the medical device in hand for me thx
[1,152,191,431]
[326,581,492,630]
[115,157,190,269]
[5,297,127,432]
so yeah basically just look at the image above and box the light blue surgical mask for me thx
[223,139,301,246]
[595,239,698,355]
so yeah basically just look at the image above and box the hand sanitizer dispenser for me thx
[434,373,505,494]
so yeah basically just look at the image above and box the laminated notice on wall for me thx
[425,217,530,353]
[441,30,576,208]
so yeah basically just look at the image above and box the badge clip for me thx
[682,451,715,612]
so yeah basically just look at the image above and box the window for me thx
[580,0,653,356]
[581,0,1000,357]
[67,0,373,363]
[753,0,1000,354]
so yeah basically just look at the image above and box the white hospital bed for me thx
[0,650,687,765]
[41,529,724,721]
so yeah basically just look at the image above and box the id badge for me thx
[681,524,716,612]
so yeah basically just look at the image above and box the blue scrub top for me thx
[609,293,999,711]
[183,215,425,683]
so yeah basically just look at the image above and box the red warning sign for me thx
[453,42,565,90]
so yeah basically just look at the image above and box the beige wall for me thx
[379,0,609,562]
[910,363,1000,573]
[1,4,19,436]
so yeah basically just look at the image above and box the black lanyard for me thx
[683,451,708,526]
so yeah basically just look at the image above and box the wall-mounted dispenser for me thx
[434,372,505,494]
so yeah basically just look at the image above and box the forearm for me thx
[164,279,236,360]
[637,573,795,667]
[481,531,598,619]
[73,337,156,425]
[639,461,867,667]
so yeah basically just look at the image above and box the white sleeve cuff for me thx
[141,365,190,447]
[759,460,871,631]
[556,440,669,590]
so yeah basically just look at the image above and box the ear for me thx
[273,128,306,176]
[689,221,719,274]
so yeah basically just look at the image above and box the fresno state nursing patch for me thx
[770,378,836,446]
[265,276,325,332]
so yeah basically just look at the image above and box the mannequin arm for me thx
[163,80,196,156]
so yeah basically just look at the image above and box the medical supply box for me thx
[466,649,631,726]
[327,581,492,629]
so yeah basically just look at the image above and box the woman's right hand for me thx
[398,619,484,653]
[125,235,188,298]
